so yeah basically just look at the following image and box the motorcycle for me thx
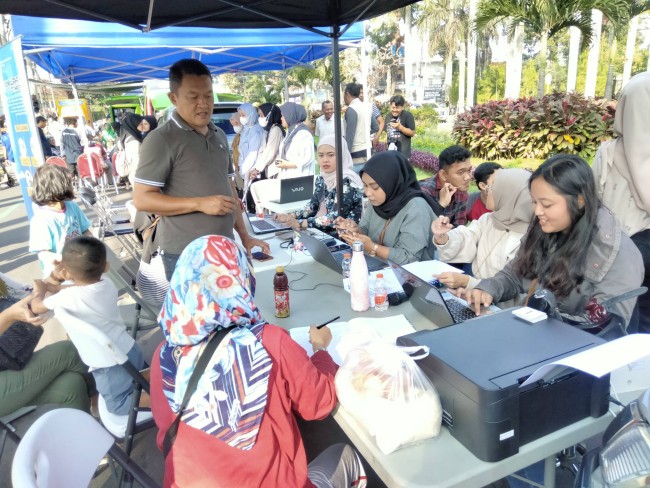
[574,387,650,487]
[0,157,16,188]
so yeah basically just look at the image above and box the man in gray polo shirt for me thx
[133,59,269,280]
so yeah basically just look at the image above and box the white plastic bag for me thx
[335,341,442,454]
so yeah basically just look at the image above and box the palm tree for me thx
[622,1,650,87]
[476,0,628,98]
[417,0,469,110]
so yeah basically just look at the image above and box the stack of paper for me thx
[289,314,416,365]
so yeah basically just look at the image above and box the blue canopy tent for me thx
[12,15,363,84]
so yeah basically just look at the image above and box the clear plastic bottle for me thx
[273,266,290,318]
[349,241,369,312]
[341,253,352,280]
[374,273,389,312]
[255,200,264,218]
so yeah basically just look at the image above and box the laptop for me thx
[267,175,314,204]
[244,211,293,235]
[389,261,480,327]
[298,231,387,273]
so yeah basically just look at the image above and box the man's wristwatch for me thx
[313,346,328,353]
[369,242,379,257]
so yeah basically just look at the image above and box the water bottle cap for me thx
[376,273,383,278]
[352,241,364,252]
[343,253,351,258]
[276,266,284,273]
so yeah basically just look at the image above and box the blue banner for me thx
[0,38,45,219]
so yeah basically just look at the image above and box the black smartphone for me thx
[251,251,273,261]
[328,244,350,253]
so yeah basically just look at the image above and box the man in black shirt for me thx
[36,116,53,158]
[385,95,416,159]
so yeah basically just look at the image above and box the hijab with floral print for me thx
[158,235,272,450]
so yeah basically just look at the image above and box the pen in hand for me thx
[316,315,340,329]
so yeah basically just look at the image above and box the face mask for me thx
[233,125,243,134]
[240,116,249,126]
[259,118,268,128]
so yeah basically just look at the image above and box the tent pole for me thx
[69,79,88,146]
[282,59,289,102]
[331,28,344,215]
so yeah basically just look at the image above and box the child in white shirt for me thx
[31,236,147,415]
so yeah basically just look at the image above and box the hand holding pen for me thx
[308,315,340,353]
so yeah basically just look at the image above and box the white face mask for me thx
[233,125,243,134]
[240,115,249,126]
[259,118,268,128]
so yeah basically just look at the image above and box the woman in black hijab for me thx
[335,151,438,264]
[141,115,158,138]
[118,112,145,190]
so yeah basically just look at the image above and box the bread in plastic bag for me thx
[335,340,442,454]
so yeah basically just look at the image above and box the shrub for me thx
[374,142,439,173]
[453,92,615,161]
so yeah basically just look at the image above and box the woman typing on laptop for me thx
[273,135,364,236]
[335,151,438,265]
[457,155,643,332]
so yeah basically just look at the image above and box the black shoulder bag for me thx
[0,298,44,372]
[162,327,230,458]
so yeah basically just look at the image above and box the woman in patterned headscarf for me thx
[150,235,366,487]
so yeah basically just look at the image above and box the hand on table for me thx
[241,235,271,256]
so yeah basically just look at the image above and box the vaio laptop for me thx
[298,231,387,273]
[245,211,293,235]
[267,175,314,204]
[389,261,480,327]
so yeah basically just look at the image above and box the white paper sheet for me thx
[520,334,650,387]
[289,314,416,365]
[402,260,465,282]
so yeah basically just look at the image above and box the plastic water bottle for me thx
[341,253,352,280]
[273,266,290,318]
[349,241,369,312]
[256,200,264,218]
[374,273,389,312]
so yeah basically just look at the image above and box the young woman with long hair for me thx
[461,154,643,330]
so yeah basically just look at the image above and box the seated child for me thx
[28,164,91,277]
[30,236,147,416]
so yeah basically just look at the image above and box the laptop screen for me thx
[279,175,314,203]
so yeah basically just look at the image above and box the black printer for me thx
[397,310,610,462]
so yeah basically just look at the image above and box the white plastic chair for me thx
[12,408,158,488]
[58,318,154,446]
[249,178,281,212]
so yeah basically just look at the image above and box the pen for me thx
[316,315,340,329]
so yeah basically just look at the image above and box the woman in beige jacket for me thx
[431,168,534,295]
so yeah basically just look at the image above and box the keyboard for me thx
[445,298,477,322]
[252,219,282,232]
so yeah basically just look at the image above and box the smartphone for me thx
[328,244,350,253]
[251,251,274,261]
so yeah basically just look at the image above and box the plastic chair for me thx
[56,318,155,468]
[77,153,104,185]
[249,179,281,213]
[12,408,158,488]
[45,156,67,168]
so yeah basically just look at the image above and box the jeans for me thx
[161,252,181,282]
[631,229,650,334]
[0,341,90,417]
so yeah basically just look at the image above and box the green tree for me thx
[475,0,628,98]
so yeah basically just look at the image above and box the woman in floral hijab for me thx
[150,235,366,488]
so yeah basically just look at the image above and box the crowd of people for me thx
[2,59,649,488]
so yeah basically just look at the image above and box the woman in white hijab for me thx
[593,71,650,333]
[237,103,264,195]
[274,134,364,236]
[431,168,534,296]
[275,102,316,179]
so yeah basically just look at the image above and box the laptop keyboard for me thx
[252,219,280,232]
[445,298,477,322]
